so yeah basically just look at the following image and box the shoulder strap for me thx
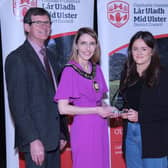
[64,63,96,80]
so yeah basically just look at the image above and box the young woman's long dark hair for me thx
[120,31,160,92]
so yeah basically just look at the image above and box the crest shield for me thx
[13,0,37,19]
[107,1,129,28]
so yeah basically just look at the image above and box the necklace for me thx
[64,63,99,92]
[80,63,90,73]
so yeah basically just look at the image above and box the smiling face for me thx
[132,38,152,72]
[76,33,97,64]
[24,15,51,46]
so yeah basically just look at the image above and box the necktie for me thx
[40,48,55,90]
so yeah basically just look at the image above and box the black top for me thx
[122,68,168,158]
[125,78,143,112]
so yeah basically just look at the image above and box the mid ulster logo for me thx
[13,0,37,19]
[107,0,129,28]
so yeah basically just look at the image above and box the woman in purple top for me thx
[54,27,117,168]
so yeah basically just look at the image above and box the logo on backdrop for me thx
[107,0,129,28]
[13,0,37,20]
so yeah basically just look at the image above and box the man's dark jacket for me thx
[5,40,69,152]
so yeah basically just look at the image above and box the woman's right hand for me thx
[120,108,129,119]
[120,108,138,122]
[97,105,119,118]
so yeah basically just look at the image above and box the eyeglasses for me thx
[29,20,52,26]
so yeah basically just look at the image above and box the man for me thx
[5,7,69,168]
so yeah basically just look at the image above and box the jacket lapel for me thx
[47,49,59,84]
[23,40,50,81]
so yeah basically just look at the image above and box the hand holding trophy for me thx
[111,89,127,116]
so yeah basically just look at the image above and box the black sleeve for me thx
[60,115,70,142]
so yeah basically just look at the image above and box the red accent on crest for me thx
[107,0,129,28]
[20,0,30,4]
[13,0,37,20]
[22,7,28,17]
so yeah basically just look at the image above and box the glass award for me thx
[111,89,126,114]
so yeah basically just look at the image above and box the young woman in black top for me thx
[120,31,168,168]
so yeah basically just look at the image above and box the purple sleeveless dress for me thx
[54,61,110,168]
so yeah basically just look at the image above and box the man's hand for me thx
[30,139,45,166]
[60,139,67,151]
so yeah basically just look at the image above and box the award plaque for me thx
[111,89,126,114]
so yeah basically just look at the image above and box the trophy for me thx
[111,89,126,114]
